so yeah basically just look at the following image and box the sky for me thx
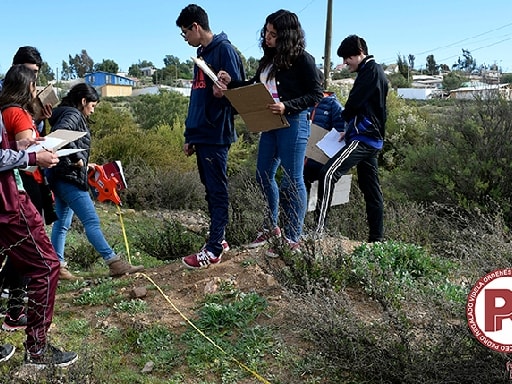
[0,0,511,76]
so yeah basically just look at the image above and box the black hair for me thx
[337,35,368,59]
[0,64,37,114]
[12,46,43,68]
[176,4,210,31]
[60,83,100,115]
[258,9,305,79]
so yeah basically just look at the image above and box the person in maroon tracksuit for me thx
[0,64,77,367]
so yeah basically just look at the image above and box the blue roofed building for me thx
[84,71,136,97]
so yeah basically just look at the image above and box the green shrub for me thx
[133,219,204,261]
[130,90,189,130]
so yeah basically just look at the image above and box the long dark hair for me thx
[0,64,37,114]
[258,9,305,79]
[60,83,99,114]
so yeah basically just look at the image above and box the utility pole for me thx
[323,0,333,89]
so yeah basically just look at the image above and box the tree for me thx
[245,56,258,79]
[396,54,409,79]
[426,55,438,75]
[66,49,94,78]
[387,72,409,89]
[442,71,467,91]
[128,60,154,78]
[452,49,476,73]
[60,60,71,81]
[408,54,415,70]
[94,59,119,74]
[501,73,512,84]
[163,55,180,68]
[38,62,54,84]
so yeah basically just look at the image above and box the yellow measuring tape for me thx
[116,205,131,264]
[115,207,271,383]
[140,273,272,384]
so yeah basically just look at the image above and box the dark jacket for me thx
[342,56,388,149]
[310,92,344,132]
[46,106,91,191]
[230,51,323,115]
[185,32,244,146]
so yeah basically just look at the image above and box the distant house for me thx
[397,88,437,100]
[448,83,512,100]
[84,71,136,97]
[139,66,156,77]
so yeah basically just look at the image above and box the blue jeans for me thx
[195,144,230,257]
[50,180,116,264]
[256,111,310,242]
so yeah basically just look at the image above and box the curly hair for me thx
[258,9,305,79]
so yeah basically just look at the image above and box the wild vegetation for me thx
[1,89,511,383]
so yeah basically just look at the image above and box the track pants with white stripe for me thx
[315,140,384,242]
[0,192,59,355]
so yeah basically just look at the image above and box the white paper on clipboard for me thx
[191,56,220,85]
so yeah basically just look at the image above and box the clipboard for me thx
[191,56,289,132]
[223,83,289,132]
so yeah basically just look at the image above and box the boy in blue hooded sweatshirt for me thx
[176,4,245,269]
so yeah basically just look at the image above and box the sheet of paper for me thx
[26,130,87,153]
[55,148,86,157]
[191,56,220,85]
[223,83,289,132]
[26,137,66,153]
[316,128,345,158]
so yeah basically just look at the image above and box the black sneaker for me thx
[24,344,78,368]
[2,312,27,331]
[0,344,15,363]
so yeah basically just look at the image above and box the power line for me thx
[381,22,512,65]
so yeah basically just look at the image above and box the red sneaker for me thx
[182,249,222,269]
[246,227,281,249]
[201,240,230,253]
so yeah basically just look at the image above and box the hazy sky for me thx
[1,0,510,74]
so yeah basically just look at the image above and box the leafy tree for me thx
[426,55,438,75]
[67,49,94,78]
[387,72,409,89]
[396,54,409,79]
[163,55,180,68]
[408,54,415,70]
[60,60,71,81]
[452,49,476,73]
[155,55,195,85]
[38,62,54,85]
[501,73,512,84]
[245,56,258,79]
[128,60,154,77]
[439,63,450,72]
[442,71,467,91]
[94,59,119,74]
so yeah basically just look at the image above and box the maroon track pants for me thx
[0,192,59,355]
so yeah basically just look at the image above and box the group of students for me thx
[177,4,388,269]
[0,2,389,368]
[0,47,143,366]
